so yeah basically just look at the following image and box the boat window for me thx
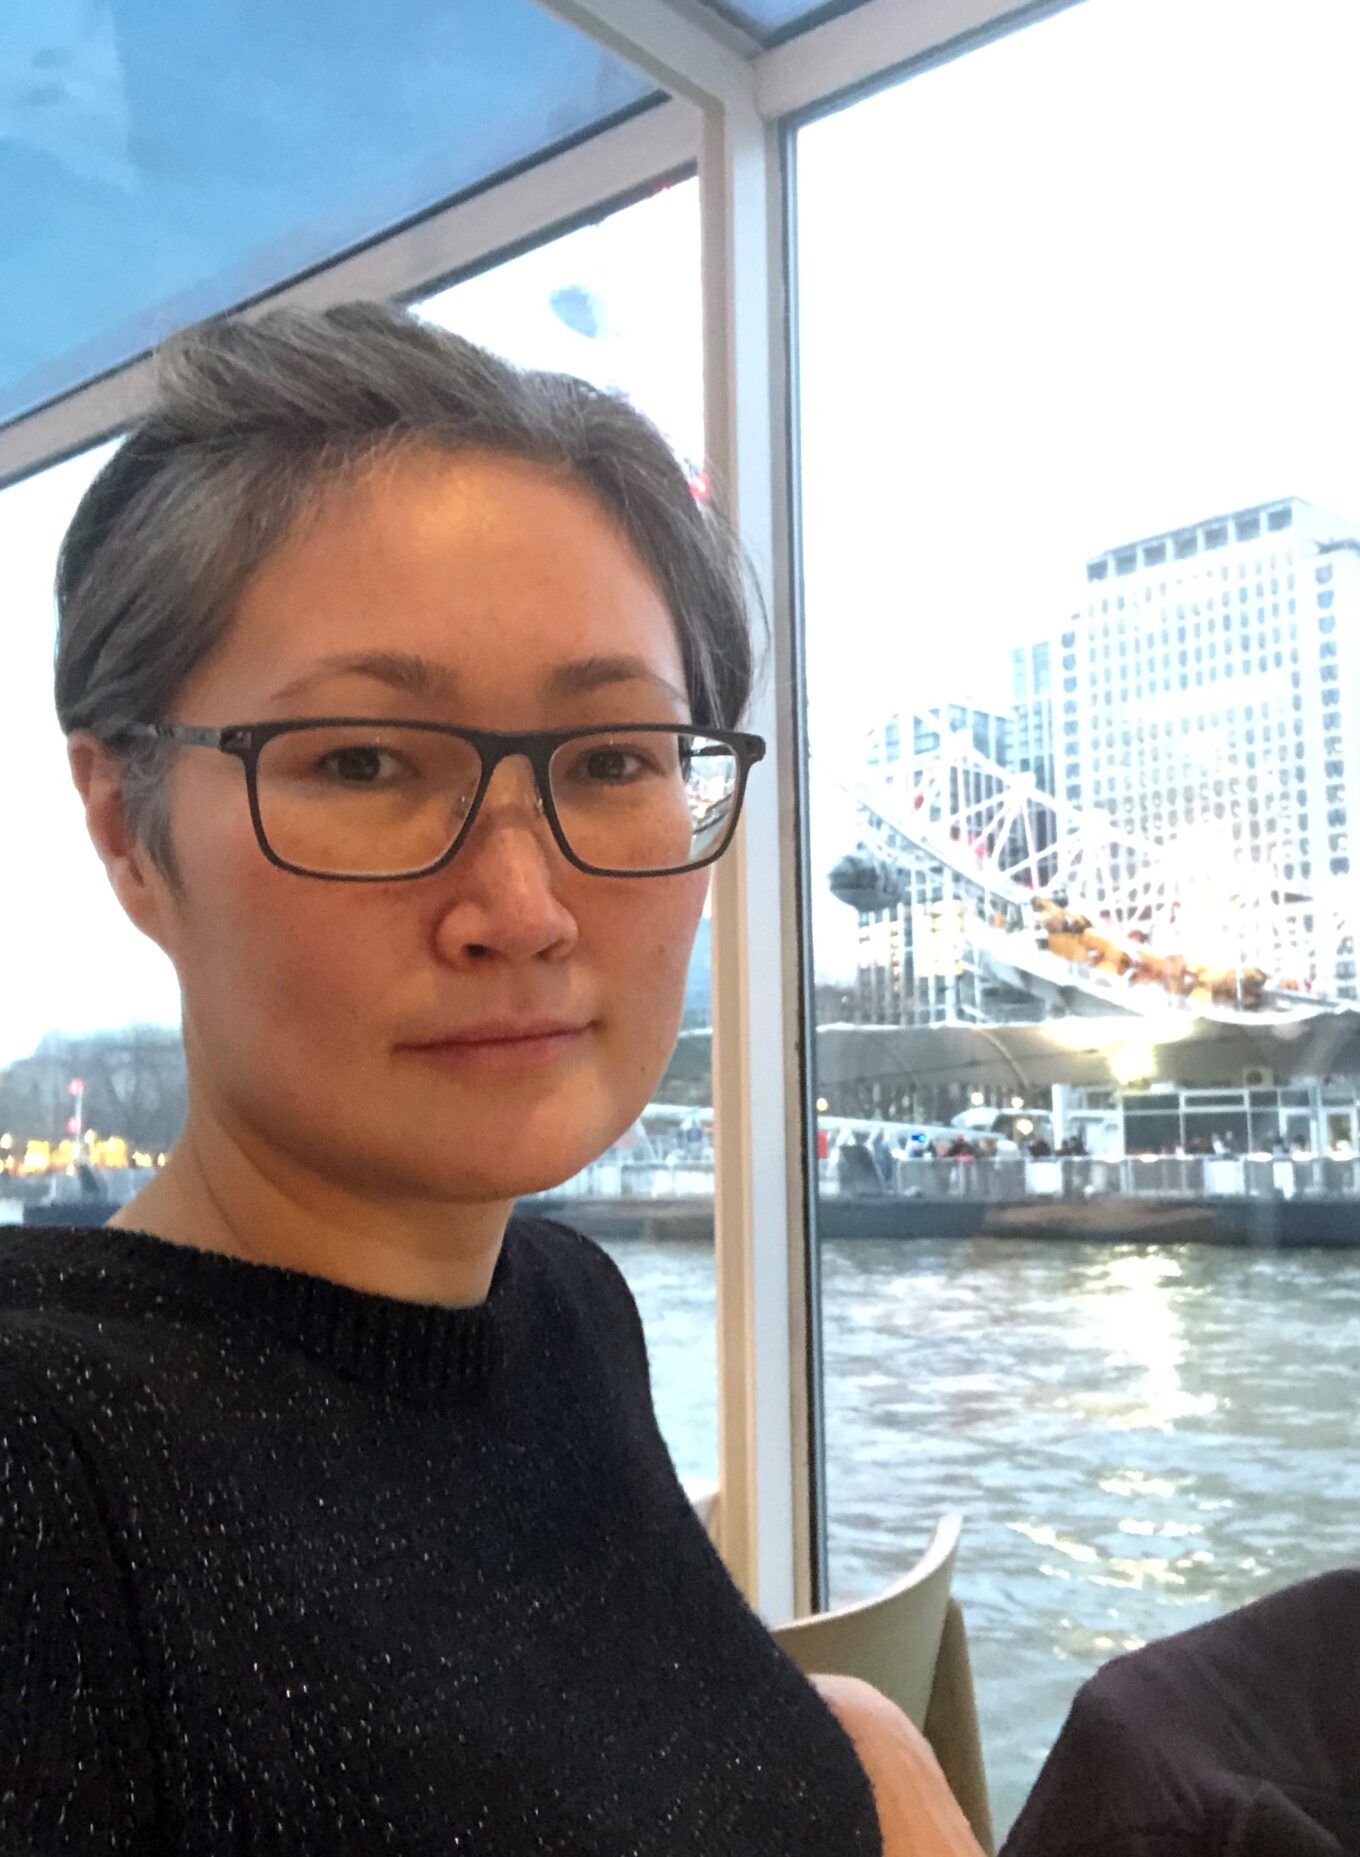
[791,0,1360,1836]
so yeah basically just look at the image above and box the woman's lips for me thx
[399,1023,592,1074]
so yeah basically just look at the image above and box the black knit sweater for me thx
[0,1216,881,1855]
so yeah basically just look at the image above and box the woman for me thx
[1,304,979,1856]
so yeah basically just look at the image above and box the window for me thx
[793,1,1360,1838]
[0,448,172,1132]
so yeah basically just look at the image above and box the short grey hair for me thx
[55,301,759,876]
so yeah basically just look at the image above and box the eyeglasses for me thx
[114,719,766,881]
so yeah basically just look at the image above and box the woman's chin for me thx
[312,1102,633,1207]
[404,1143,613,1207]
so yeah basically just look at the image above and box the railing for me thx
[7,1156,1356,1231]
[880,1153,1360,1201]
[550,1157,717,1199]
[544,1151,1360,1202]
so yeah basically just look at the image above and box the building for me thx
[1009,640,1055,799]
[850,701,1033,1028]
[1061,497,1357,996]
[840,498,1358,1025]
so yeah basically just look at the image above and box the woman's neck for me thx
[109,1120,510,1308]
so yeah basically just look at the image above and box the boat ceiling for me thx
[2,0,871,440]
[693,1,872,36]
[0,1,658,431]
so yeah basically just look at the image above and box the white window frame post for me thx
[537,0,812,1623]
[700,91,815,1624]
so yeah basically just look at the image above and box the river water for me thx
[600,1232,1360,1841]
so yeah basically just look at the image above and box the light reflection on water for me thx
[603,1232,1360,1841]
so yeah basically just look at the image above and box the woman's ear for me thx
[67,732,176,953]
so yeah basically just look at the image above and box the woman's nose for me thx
[431,759,578,964]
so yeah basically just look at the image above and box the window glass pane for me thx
[4,1,655,424]
[1,443,185,1208]
[794,0,1360,1836]
[417,181,714,1484]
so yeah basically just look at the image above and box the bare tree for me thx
[1,1027,187,1154]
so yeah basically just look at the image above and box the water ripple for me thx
[604,1231,1360,1840]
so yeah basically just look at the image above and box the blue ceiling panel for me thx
[0,0,656,427]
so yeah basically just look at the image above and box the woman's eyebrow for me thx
[545,655,688,707]
[270,651,687,708]
[270,651,452,704]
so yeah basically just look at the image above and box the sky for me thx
[4,0,1360,1060]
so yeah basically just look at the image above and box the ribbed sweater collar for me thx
[4,1222,517,1403]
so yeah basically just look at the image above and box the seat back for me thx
[771,1516,994,1854]
[924,1597,994,1855]
[773,1514,960,1725]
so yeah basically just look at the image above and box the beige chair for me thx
[680,1475,721,1545]
[771,1516,994,1855]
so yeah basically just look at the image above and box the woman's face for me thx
[136,450,710,1204]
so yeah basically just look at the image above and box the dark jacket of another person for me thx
[1001,1570,1360,1856]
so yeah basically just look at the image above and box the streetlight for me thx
[66,1078,85,1152]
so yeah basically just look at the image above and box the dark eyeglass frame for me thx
[112,718,767,881]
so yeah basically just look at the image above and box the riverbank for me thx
[521,1189,1360,1246]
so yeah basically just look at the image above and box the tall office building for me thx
[837,498,1358,1026]
[1061,497,1357,996]
[1009,640,1056,799]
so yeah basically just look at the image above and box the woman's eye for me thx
[321,745,398,785]
[582,748,647,782]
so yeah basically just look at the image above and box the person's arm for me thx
[812,1674,984,1857]
[1,1371,157,1853]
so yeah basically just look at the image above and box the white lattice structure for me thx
[839,722,1351,1017]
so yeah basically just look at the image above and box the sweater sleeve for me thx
[0,1368,158,1855]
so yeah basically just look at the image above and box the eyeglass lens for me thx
[252,726,740,876]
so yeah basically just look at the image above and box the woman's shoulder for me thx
[0,1295,126,1463]
[0,1323,120,1551]
[508,1209,636,1305]
[507,1211,652,1379]
[0,1227,188,1430]
[0,1315,158,1845]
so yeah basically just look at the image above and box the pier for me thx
[523,1151,1360,1247]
